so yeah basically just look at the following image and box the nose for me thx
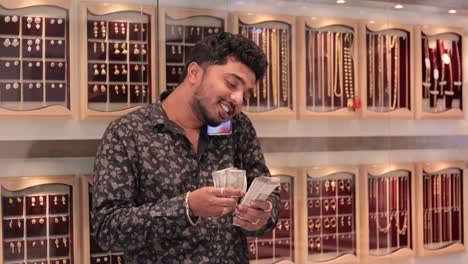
[231,90,244,105]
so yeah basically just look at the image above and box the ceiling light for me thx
[394,4,404,9]
[448,9,457,14]
[336,0,346,3]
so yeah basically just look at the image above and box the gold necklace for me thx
[317,32,322,101]
[334,32,343,97]
[327,31,332,98]
[252,27,258,100]
[386,35,392,109]
[281,29,289,103]
[369,34,375,102]
[377,34,383,107]
[309,30,315,99]
[344,33,354,109]
[390,35,399,110]
[271,28,279,106]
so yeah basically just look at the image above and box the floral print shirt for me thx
[92,93,281,264]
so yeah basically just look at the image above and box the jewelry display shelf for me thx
[247,168,299,264]
[158,7,227,93]
[0,0,72,118]
[302,166,359,264]
[415,161,467,257]
[359,22,415,119]
[296,17,361,119]
[0,175,78,264]
[79,2,156,119]
[229,12,296,120]
[81,176,125,264]
[360,163,416,262]
[414,26,464,119]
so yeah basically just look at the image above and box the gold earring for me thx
[62,196,66,205]
[122,85,126,94]
[114,65,120,75]
[134,64,139,71]
[141,45,146,55]
[39,196,44,206]
[121,43,127,54]
[31,197,36,207]
[100,85,106,93]
[135,85,140,96]
[133,44,140,55]
[142,85,146,97]
[93,64,99,76]
[113,43,120,55]
[121,65,127,75]
[93,84,98,93]
[100,64,106,75]
[134,24,138,32]
[114,85,119,95]
[171,45,175,55]
[93,21,98,38]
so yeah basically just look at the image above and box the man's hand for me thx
[233,200,272,231]
[189,187,243,217]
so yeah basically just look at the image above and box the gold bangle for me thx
[185,192,198,226]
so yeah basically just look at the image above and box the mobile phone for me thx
[207,120,232,135]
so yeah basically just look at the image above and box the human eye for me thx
[225,79,237,90]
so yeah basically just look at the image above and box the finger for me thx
[210,197,239,208]
[249,200,272,211]
[221,187,244,197]
[235,204,270,222]
[210,187,243,198]
[233,216,258,231]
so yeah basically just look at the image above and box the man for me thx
[92,32,281,263]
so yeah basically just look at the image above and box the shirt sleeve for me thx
[91,120,191,252]
[233,114,282,237]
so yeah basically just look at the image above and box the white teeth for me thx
[221,103,229,113]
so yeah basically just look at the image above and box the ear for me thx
[186,62,203,84]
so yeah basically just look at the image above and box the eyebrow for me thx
[226,73,253,90]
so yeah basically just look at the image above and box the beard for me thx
[192,78,223,127]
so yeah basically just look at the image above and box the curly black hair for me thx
[180,32,268,82]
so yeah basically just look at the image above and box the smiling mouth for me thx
[219,101,233,119]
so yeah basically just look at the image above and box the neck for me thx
[162,82,203,130]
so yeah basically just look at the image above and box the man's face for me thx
[192,58,256,126]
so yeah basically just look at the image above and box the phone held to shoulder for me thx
[207,120,232,136]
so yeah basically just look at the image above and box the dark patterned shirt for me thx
[92,95,281,263]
